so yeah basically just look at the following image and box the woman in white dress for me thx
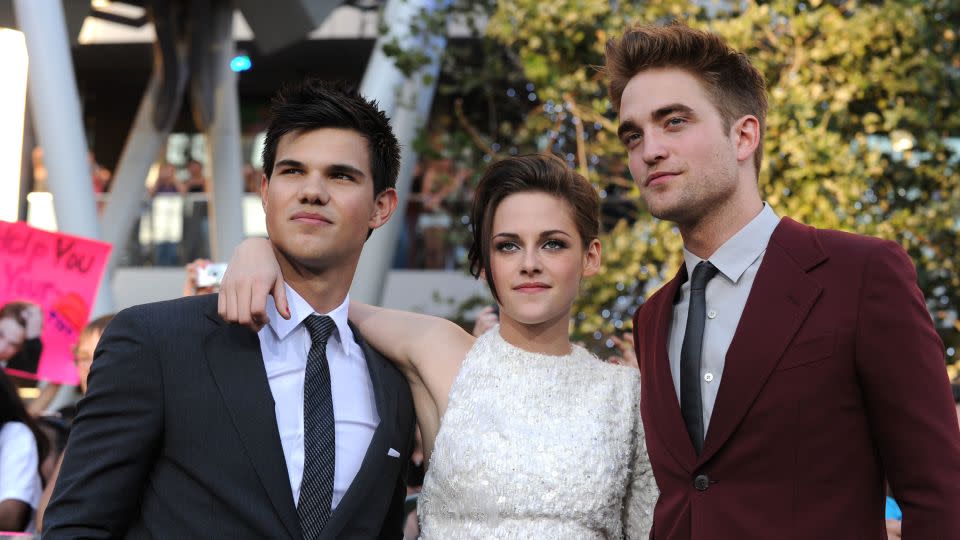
[220,154,657,538]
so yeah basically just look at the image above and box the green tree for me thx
[391,0,960,370]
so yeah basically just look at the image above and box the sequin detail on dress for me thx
[418,329,657,539]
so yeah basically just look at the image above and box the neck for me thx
[679,187,763,260]
[274,247,356,314]
[497,310,572,356]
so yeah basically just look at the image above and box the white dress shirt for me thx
[668,203,781,432]
[258,285,379,510]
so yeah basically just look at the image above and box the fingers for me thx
[250,279,270,331]
[224,283,239,325]
[274,277,290,320]
[609,334,639,370]
[236,274,254,329]
[471,306,499,337]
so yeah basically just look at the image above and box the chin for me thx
[503,304,568,327]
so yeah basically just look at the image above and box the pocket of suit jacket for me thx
[775,332,836,371]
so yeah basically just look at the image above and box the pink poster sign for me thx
[0,220,112,384]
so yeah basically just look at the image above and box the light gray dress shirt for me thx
[258,285,379,510]
[668,203,780,432]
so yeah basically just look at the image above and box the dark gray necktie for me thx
[299,314,337,539]
[680,261,720,455]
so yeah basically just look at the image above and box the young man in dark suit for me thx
[607,23,960,539]
[43,80,416,540]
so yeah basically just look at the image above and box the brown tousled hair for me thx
[605,22,768,173]
[467,154,600,303]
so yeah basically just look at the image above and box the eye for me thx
[542,239,568,250]
[332,172,355,181]
[623,132,643,148]
[495,241,520,252]
[278,166,303,176]
[666,116,687,128]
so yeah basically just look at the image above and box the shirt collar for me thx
[682,202,780,284]
[265,283,356,353]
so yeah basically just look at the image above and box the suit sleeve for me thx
[378,393,416,539]
[42,307,164,539]
[855,240,960,537]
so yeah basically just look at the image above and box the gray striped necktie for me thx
[299,314,337,539]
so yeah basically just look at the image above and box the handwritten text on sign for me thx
[0,221,111,384]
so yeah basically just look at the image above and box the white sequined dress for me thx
[418,329,657,539]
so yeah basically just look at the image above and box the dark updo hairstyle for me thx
[467,154,600,303]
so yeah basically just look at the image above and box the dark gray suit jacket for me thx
[43,294,415,539]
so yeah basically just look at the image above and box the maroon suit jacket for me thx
[633,217,960,539]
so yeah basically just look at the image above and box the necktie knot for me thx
[690,261,719,291]
[304,314,336,346]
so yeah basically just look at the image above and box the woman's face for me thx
[487,191,600,329]
[0,317,26,362]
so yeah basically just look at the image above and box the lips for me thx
[290,211,332,225]
[645,171,679,187]
[513,282,551,293]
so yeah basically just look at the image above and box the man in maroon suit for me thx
[607,23,960,538]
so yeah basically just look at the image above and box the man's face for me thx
[0,317,26,362]
[617,68,741,226]
[74,329,101,394]
[261,128,395,272]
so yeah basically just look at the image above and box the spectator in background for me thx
[150,163,184,266]
[0,371,46,533]
[182,259,221,297]
[35,314,114,532]
[181,159,211,261]
[31,147,48,193]
[416,140,470,269]
[88,152,111,194]
[243,163,261,194]
[149,163,184,196]
[184,159,208,193]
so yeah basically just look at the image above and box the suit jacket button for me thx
[694,474,710,491]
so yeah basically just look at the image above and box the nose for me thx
[299,173,331,205]
[640,131,668,166]
[519,248,542,276]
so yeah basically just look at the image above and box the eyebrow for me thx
[273,159,367,179]
[617,103,696,140]
[492,230,574,241]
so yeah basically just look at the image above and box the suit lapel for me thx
[643,265,699,471]
[699,219,825,464]
[320,324,398,539]
[204,320,303,540]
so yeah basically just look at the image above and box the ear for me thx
[582,238,602,277]
[260,173,270,211]
[368,188,399,230]
[732,115,761,165]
